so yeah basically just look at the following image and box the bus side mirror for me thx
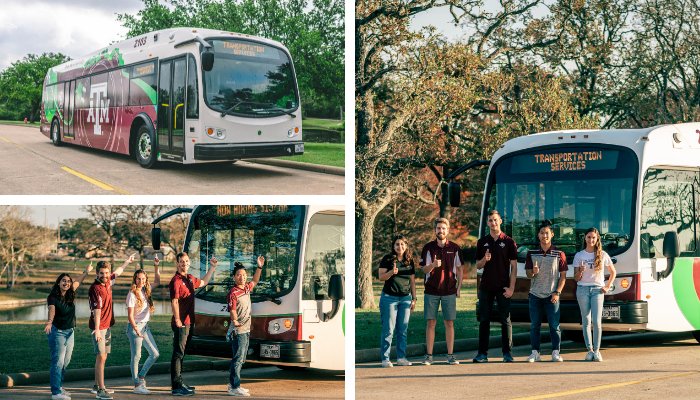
[202,52,214,72]
[663,231,679,258]
[448,182,461,207]
[328,274,344,300]
[152,227,161,251]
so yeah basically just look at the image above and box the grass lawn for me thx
[280,143,344,168]
[0,315,213,374]
[302,118,343,131]
[0,120,40,127]
[355,280,527,350]
[0,287,46,301]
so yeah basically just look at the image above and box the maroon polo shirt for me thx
[88,274,116,331]
[475,232,518,291]
[169,273,201,328]
[420,240,462,296]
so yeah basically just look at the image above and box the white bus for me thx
[452,123,700,342]
[152,205,345,370]
[41,27,303,168]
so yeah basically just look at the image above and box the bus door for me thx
[157,57,186,160]
[63,80,75,139]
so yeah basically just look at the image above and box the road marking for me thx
[0,137,12,143]
[511,371,699,399]
[61,166,130,194]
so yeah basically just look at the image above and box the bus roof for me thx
[48,27,289,76]
[493,122,700,163]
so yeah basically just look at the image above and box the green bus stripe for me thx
[672,258,700,329]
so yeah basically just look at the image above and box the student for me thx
[525,220,567,362]
[89,255,136,400]
[169,252,218,396]
[473,210,517,363]
[378,235,417,367]
[420,217,463,366]
[226,256,265,397]
[125,255,162,394]
[45,264,93,400]
[573,227,617,362]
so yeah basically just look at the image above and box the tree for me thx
[117,0,344,118]
[0,53,69,121]
[0,206,52,288]
[60,218,106,258]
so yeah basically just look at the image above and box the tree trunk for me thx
[355,205,379,309]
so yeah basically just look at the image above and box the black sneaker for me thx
[91,385,115,394]
[95,388,114,400]
[503,352,514,363]
[172,387,194,396]
[472,353,488,363]
[182,383,196,392]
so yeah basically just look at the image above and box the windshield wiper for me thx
[220,101,257,118]
[263,105,296,118]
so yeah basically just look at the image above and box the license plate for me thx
[294,143,304,153]
[602,305,620,319]
[260,344,280,359]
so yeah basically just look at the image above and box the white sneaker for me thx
[227,386,251,397]
[51,394,70,400]
[585,350,595,361]
[381,360,394,368]
[60,388,71,397]
[552,350,564,362]
[228,384,250,393]
[133,384,151,394]
[396,358,412,366]
[593,351,603,362]
[527,350,541,363]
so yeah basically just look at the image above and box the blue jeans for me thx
[126,322,160,385]
[528,293,561,352]
[229,332,250,389]
[48,326,74,395]
[576,285,604,352]
[379,293,412,362]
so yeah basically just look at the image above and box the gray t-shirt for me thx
[525,246,568,298]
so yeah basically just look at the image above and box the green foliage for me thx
[0,53,70,122]
[279,142,344,167]
[117,0,344,118]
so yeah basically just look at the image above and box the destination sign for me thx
[510,149,619,174]
[132,62,155,78]
[217,205,289,217]
[214,40,281,59]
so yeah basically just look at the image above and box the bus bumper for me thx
[187,336,311,367]
[478,300,648,328]
[193,141,304,160]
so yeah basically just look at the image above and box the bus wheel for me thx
[562,330,585,343]
[135,124,157,168]
[692,330,700,343]
[50,119,61,146]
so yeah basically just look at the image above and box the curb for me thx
[247,158,344,176]
[355,332,552,363]
[0,299,45,309]
[0,359,255,388]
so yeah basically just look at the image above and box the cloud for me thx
[0,0,142,70]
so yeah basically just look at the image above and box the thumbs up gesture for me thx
[484,249,491,262]
[533,260,540,275]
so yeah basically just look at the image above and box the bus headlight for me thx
[268,318,294,334]
[206,127,226,140]
[287,126,300,138]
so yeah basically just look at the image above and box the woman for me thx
[378,235,416,367]
[125,255,161,394]
[44,263,93,400]
[573,227,617,362]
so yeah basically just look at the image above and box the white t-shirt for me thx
[125,289,151,323]
[572,249,613,287]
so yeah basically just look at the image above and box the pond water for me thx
[0,299,173,322]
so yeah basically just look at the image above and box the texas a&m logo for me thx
[87,82,110,135]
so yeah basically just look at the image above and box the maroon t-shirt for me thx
[169,273,201,328]
[475,232,518,291]
[88,274,116,331]
[420,240,462,296]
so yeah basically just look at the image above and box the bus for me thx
[451,123,700,342]
[151,205,345,370]
[40,27,303,168]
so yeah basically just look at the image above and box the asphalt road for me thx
[0,125,343,195]
[0,366,343,399]
[356,332,700,399]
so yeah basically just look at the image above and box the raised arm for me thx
[73,262,94,291]
[198,256,218,288]
[153,256,161,287]
[113,253,137,277]
[251,255,265,285]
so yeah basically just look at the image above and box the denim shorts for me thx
[424,293,457,320]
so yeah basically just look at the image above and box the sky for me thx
[26,205,89,228]
[0,0,143,71]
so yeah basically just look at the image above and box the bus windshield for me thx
[187,205,304,303]
[203,39,299,117]
[484,146,638,262]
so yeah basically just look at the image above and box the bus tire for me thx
[134,123,157,169]
[562,330,585,343]
[50,118,61,146]
[692,330,700,343]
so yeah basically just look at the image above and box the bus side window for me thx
[302,213,345,301]
[186,56,198,118]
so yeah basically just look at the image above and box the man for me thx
[420,217,463,366]
[169,252,218,396]
[89,254,136,400]
[226,256,265,397]
[525,220,567,362]
[472,210,518,363]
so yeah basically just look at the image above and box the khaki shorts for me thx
[91,328,111,355]
[424,293,457,321]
